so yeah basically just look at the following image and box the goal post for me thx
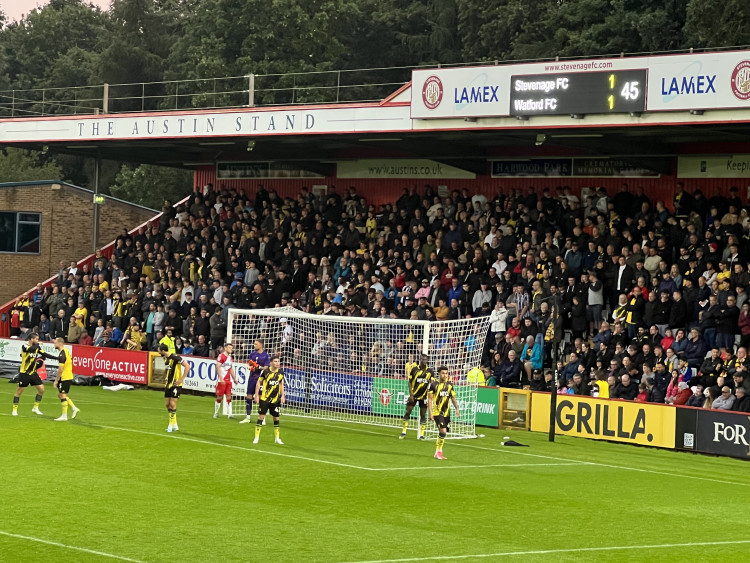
[227,306,491,439]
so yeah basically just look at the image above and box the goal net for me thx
[227,306,491,439]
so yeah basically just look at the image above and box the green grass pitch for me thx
[1,383,749,563]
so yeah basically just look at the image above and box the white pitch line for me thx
[339,539,750,563]
[370,462,584,471]
[0,530,147,562]
[0,413,372,471]
[5,392,748,480]
[81,421,375,471]
[452,441,750,488]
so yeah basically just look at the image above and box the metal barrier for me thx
[1,45,748,118]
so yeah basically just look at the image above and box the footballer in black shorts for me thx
[164,386,182,399]
[433,414,451,433]
[18,372,43,388]
[406,396,428,408]
[258,400,280,418]
[56,380,72,394]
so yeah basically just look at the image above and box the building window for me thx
[0,211,41,254]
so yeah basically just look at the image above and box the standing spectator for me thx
[209,307,227,355]
[716,295,740,352]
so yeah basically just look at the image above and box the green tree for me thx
[0,148,64,184]
[684,0,750,48]
[109,164,193,209]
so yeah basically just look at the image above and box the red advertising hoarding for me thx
[71,344,149,385]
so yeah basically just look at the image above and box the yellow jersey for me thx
[58,349,73,381]
[258,368,284,403]
[430,380,456,417]
[408,365,434,400]
[164,354,183,388]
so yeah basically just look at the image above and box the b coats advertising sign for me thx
[71,345,149,385]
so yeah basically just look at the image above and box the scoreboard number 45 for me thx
[608,73,640,110]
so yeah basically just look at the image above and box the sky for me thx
[2,0,111,22]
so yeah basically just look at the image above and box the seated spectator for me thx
[673,381,692,405]
[645,376,665,403]
[730,387,750,412]
[520,335,542,381]
[712,386,736,410]
[495,350,522,388]
[612,373,638,400]
[686,385,704,407]
[635,382,648,402]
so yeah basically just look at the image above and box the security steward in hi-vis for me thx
[399,353,434,440]
[52,337,79,421]
[12,333,56,417]
[159,343,191,433]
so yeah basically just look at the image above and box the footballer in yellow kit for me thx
[52,338,79,421]
[428,366,460,460]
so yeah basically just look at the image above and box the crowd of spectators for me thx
[6,180,750,411]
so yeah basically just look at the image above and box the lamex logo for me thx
[379,388,391,406]
[731,60,750,101]
[422,75,443,110]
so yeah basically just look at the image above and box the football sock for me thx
[169,409,177,426]
[226,400,232,414]
[245,398,253,416]
[401,420,409,433]
[274,419,280,439]
[436,432,446,453]
[66,398,76,409]
[12,396,19,411]
[61,399,68,415]
[419,424,427,437]
[255,420,263,439]
[34,394,42,407]
[214,401,221,415]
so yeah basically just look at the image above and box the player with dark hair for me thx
[253,355,285,445]
[399,353,434,440]
[240,339,270,424]
[428,365,460,460]
[12,333,54,416]
[52,337,79,421]
[159,343,190,432]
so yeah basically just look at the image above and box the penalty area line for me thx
[369,462,585,471]
[340,539,750,563]
[0,413,372,471]
[0,530,147,562]
[451,442,750,488]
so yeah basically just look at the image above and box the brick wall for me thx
[0,182,155,304]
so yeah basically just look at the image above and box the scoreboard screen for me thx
[509,69,648,116]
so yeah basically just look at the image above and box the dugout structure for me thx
[227,307,491,439]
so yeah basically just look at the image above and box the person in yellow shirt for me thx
[466,365,486,386]
[52,338,79,421]
[124,324,146,351]
[74,299,88,328]
[591,371,609,398]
